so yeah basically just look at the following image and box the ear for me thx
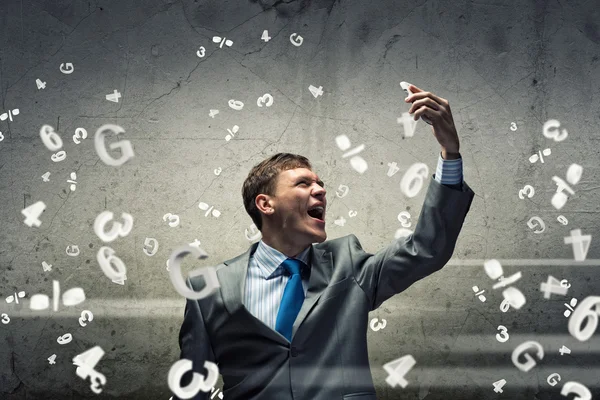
[255,194,274,215]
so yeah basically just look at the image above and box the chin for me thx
[313,231,327,243]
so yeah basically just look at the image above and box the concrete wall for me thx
[1,0,599,398]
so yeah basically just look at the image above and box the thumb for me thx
[409,84,423,92]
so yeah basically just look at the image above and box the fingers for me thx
[408,97,441,114]
[412,105,441,122]
[405,86,448,108]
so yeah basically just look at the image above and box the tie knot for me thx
[282,258,303,276]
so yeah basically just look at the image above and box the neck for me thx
[260,233,310,258]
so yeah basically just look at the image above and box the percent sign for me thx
[199,202,221,218]
[210,387,224,399]
[529,148,552,163]
[225,125,239,141]
[0,108,19,122]
[335,135,368,174]
[67,172,78,191]
[29,280,85,312]
[213,36,233,48]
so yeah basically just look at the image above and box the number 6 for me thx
[40,125,63,151]
[568,296,600,342]
[96,246,126,281]
[400,162,429,198]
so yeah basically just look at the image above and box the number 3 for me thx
[496,325,509,342]
[94,211,134,243]
[168,359,219,399]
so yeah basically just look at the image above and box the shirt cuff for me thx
[434,152,463,185]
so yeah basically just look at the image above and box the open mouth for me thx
[307,207,325,222]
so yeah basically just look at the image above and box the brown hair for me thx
[242,153,312,231]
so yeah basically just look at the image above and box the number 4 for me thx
[22,201,46,227]
[261,30,271,42]
[493,378,506,393]
[540,275,568,299]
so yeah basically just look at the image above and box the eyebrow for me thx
[296,176,325,188]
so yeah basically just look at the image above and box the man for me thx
[177,84,475,399]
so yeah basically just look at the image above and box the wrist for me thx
[441,149,461,160]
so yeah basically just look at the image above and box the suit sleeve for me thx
[175,277,217,400]
[351,176,475,311]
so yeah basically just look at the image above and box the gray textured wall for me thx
[1,0,599,399]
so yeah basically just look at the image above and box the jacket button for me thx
[291,347,298,357]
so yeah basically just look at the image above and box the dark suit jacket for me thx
[178,177,475,399]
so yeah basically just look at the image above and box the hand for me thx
[405,84,460,154]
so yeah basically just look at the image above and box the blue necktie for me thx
[275,258,305,341]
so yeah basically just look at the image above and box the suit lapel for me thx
[292,245,332,339]
[218,241,334,344]
[219,242,287,344]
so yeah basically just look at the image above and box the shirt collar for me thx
[252,240,311,280]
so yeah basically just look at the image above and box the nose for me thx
[312,183,326,198]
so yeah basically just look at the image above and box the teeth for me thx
[310,206,324,213]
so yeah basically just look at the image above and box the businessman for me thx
[177,84,475,399]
